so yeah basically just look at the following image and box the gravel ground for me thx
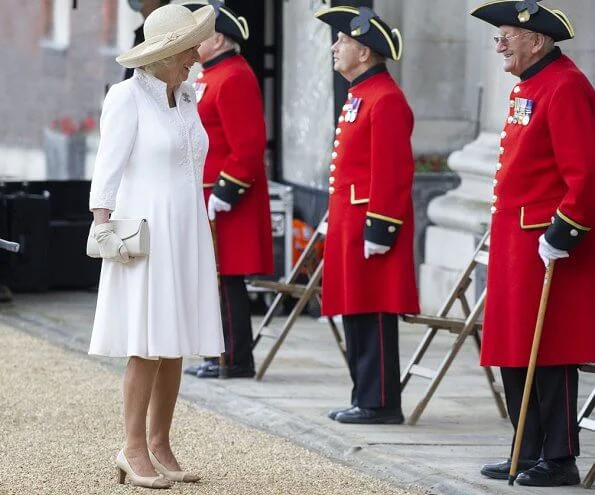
[0,323,421,495]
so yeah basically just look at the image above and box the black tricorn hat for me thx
[470,0,574,42]
[315,6,403,60]
[183,1,249,43]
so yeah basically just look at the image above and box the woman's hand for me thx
[94,222,130,263]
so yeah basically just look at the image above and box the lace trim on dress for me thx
[133,70,204,182]
[89,189,117,210]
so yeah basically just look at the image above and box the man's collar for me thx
[520,46,562,81]
[350,63,387,87]
[202,49,237,70]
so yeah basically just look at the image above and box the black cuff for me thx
[212,173,250,206]
[364,213,401,247]
[544,211,589,251]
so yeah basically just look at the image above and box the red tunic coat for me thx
[196,54,273,276]
[321,70,420,316]
[481,53,595,367]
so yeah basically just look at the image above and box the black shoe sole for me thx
[516,475,581,487]
[336,415,404,425]
[480,469,509,480]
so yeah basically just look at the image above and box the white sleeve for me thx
[89,82,138,210]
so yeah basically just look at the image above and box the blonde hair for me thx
[141,54,177,75]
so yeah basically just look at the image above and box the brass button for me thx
[334,140,340,148]
[492,195,497,201]
[570,229,579,237]
[551,216,555,223]
[330,164,336,172]
[348,92,353,99]
[366,219,372,226]
[335,128,341,135]
[493,179,498,186]
[338,115,345,123]
[238,188,245,194]
[331,151,337,159]
[388,225,396,233]
[491,206,497,214]
[496,162,502,171]
[499,146,504,155]
[218,179,226,186]
[329,176,335,184]
[501,131,507,139]
[513,86,521,93]
[329,186,335,194]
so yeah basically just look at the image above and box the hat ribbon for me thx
[144,24,195,50]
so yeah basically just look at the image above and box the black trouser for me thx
[219,275,254,369]
[501,365,579,460]
[342,313,401,411]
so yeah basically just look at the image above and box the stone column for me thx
[420,0,595,315]
[399,0,477,154]
[281,0,334,189]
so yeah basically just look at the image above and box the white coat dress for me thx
[88,69,224,359]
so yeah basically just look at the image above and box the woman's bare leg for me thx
[148,357,183,470]
[123,356,162,476]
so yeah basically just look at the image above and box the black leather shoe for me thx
[183,358,217,376]
[195,363,256,379]
[328,406,354,420]
[480,458,539,480]
[515,459,580,487]
[335,406,404,424]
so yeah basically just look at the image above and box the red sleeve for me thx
[548,75,595,229]
[216,70,267,185]
[367,91,415,224]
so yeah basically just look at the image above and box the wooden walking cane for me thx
[508,259,556,485]
[209,219,228,379]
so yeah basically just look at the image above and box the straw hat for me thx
[116,4,216,69]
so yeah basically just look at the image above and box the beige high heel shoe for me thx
[116,450,173,489]
[149,449,201,482]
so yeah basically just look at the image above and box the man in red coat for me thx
[315,6,420,425]
[471,0,595,486]
[183,1,273,379]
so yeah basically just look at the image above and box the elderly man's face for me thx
[495,25,538,76]
[331,32,365,81]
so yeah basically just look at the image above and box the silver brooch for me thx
[182,92,191,103]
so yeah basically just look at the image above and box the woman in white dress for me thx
[88,4,223,488]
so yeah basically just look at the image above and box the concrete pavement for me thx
[1,291,593,494]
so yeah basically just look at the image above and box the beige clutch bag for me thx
[86,219,149,259]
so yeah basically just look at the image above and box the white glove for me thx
[207,194,232,221]
[538,234,568,268]
[364,240,390,259]
[94,222,130,263]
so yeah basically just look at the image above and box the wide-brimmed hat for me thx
[183,1,249,43]
[116,4,216,69]
[470,0,574,42]
[315,6,403,60]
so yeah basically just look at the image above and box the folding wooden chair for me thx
[400,230,507,425]
[251,211,347,380]
[578,363,595,489]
